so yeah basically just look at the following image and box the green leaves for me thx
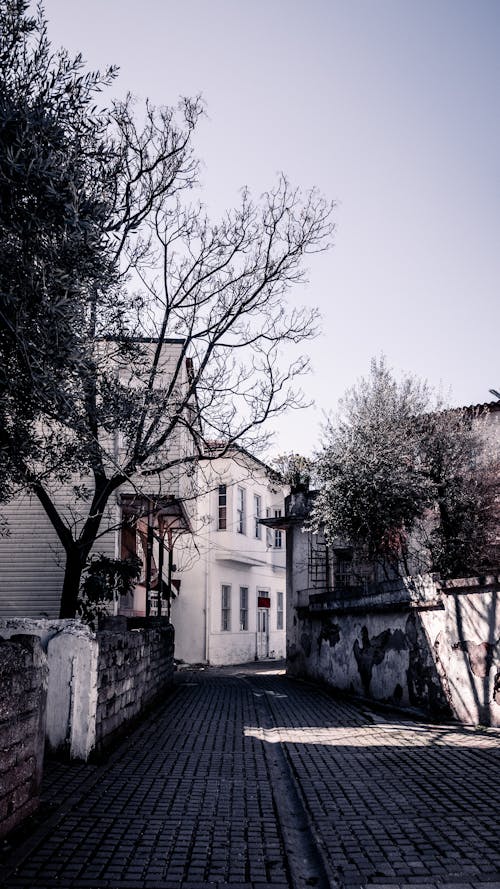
[312,358,495,580]
[77,553,141,629]
[0,0,120,497]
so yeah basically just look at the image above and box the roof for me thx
[202,441,281,480]
[101,336,185,344]
[463,400,500,414]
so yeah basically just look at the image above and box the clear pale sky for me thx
[42,0,500,456]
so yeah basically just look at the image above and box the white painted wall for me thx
[0,618,98,758]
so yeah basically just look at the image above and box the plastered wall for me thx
[287,577,500,726]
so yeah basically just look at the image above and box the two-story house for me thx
[168,447,287,665]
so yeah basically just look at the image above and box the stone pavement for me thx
[1,661,499,889]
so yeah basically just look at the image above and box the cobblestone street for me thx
[1,662,499,889]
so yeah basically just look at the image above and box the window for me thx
[277,591,284,630]
[221,584,231,631]
[236,487,246,534]
[218,484,227,530]
[335,558,352,589]
[254,494,262,539]
[274,509,282,549]
[265,507,273,546]
[240,586,248,631]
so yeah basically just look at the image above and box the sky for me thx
[42,0,500,456]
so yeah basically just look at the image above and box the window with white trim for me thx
[274,509,283,549]
[221,584,231,631]
[236,487,246,534]
[218,484,227,530]
[254,494,262,539]
[265,507,273,546]
[277,591,284,630]
[240,586,248,631]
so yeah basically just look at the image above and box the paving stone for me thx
[0,662,499,889]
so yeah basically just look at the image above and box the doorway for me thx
[257,607,269,659]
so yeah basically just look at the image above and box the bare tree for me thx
[1,2,334,617]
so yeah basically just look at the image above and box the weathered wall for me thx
[95,622,175,749]
[0,619,98,760]
[45,624,99,760]
[0,619,175,762]
[287,576,500,726]
[0,635,47,838]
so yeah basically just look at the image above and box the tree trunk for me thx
[59,546,86,619]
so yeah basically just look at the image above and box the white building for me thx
[169,448,287,665]
[0,332,287,665]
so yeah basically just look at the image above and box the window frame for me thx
[217,484,227,530]
[236,486,246,534]
[274,508,283,549]
[277,591,284,630]
[254,493,262,539]
[239,586,248,631]
[221,583,231,631]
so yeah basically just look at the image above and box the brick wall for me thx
[0,635,47,838]
[95,622,175,750]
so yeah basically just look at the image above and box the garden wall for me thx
[95,621,175,749]
[0,618,175,762]
[0,635,47,838]
[287,575,500,726]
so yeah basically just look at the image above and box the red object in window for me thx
[258,596,270,608]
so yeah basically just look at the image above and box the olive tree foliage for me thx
[271,453,312,490]
[0,1,334,617]
[0,0,120,498]
[311,358,497,580]
[418,408,499,578]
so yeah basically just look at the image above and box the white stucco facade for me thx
[170,451,287,665]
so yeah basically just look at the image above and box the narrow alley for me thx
[1,662,499,889]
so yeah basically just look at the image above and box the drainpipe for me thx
[113,429,121,617]
[145,498,154,620]
[166,529,173,623]
[204,516,211,665]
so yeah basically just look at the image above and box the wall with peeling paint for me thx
[286,529,500,725]
[0,617,176,759]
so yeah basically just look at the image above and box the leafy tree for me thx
[77,554,141,630]
[312,358,497,580]
[419,408,499,577]
[0,1,334,617]
[271,453,312,491]
[312,358,431,576]
[0,0,119,497]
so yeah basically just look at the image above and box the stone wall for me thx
[95,622,175,749]
[287,575,500,727]
[0,635,47,838]
[0,618,175,762]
